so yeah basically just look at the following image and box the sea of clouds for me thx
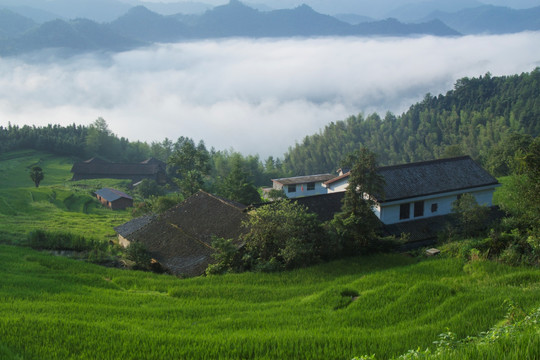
[1,32,540,158]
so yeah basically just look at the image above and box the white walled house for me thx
[324,171,350,193]
[272,174,336,198]
[324,156,500,225]
[374,156,499,224]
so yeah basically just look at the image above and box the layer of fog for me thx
[2,32,540,158]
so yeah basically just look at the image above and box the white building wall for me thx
[284,181,329,198]
[325,178,349,193]
[379,187,497,225]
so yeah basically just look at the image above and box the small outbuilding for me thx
[95,188,133,210]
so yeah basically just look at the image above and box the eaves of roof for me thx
[272,174,335,185]
[323,171,350,186]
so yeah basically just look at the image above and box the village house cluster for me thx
[91,155,500,276]
[270,156,499,225]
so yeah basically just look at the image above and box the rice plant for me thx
[0,246,538,360]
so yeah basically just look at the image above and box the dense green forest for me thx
[283,68,540,175]
[0,118,283,190]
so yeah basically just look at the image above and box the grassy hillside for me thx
[0,150,132,243]
[0,245,538,359]
[0,150,538,359]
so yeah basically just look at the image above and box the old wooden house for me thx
[115,191,248,277]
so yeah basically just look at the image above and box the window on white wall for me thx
[399,203,410,220]
[414,201,424,217]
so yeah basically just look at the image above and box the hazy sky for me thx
[2,32,540,158]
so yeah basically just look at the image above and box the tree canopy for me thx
[282,68,540,175]
[329,148,384,253]
[29,166,44,188]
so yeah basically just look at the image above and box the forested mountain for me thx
[0,1,460,55]
[282,68,540,176]
[109,6,190,42]
[0,0,131,23]
[384,0,483,22]
[110,1,459,42]
[0,18,143,55]
[3,1,540,55]
[0,8,36,38]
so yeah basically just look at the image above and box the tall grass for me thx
[0,246,538,359]
[26,229,107,252]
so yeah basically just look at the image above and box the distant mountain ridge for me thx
[0,18,142,55]
[0,1,461,56]
[423,5,540,34]
[0,0,539,56]
[0,8,36,38]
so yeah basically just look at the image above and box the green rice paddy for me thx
[0,246,538,359]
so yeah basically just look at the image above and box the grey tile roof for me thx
[114,214,156,237]
[253,192,346,223]
[71,157,165,176]
[126,191,248,277]
[290,192,345,222]
[324,171,350,185]
[378,156,498,202]
[272,174,336,185]
[95,188,133,202]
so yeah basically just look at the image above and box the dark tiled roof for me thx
[71,157,165,176]
[114,214,156,237]
[253,192,345,223]
[291,192,345,222]
[126,191,248,277]
[378,156,498,202]
[272,174,336,186]
[95,188,132,202]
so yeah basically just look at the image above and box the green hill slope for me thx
[283,68,540,175]
[0,150,131,243]
[0,245,538,359]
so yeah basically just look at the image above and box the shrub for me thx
[205,237,241,275]
[451,193,490,237]
[134,179,165,199]
[125,241,152,271]
[26,229,105,252]
[241,200,326,271]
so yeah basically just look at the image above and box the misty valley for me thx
[0,1,539,360]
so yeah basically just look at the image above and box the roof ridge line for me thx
[198,190,246,210]
[377,155,471,171]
